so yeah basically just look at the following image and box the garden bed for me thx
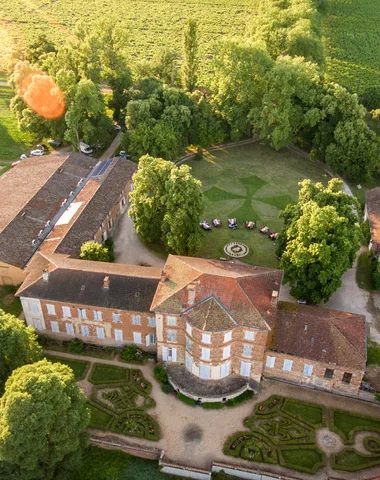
[44,354,90,380]
[39,335,117,359]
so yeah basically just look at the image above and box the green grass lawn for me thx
[356,252,373,292]
[0,284,22,316]
[0,73,34,161]
[186,143,327,268]
[87,403,113,429]
[89,364,129,383]
[44,354,90,380]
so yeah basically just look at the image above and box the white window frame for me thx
[96,327,105,339]
[223,345,231,359]
[65,323,74,335]
[202,333,211,344]
[81,325,89,337]
[167,316,176,326]
[115,329,123,342]
[283,359,293,372]
[50,321,59,333]
[240,361,251,377]
[186,322,192,336]
[145,333,156,346]
[224,331,232,343]
[243,344,253,357]
[168,347,177,362]
[78,308,87,320]
[133,332,142,344]
[62,306,71,318]
[244,331,255,341]
[201,347,210,360]
[304,364,314,377]
[132,315,141,325]
[47,304,56,315]
[185,352,192,371]
[112,312,121,323]
[266,356,275,368]
[167,330,177,342]
[148,317,156,327]
[200,363,210,379]
[94,310,102,321]
[186,337,192,351]
[221,361,230,378]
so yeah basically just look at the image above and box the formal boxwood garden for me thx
[87,363,159,441]
[224,395,380,475]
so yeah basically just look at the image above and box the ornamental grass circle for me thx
[224,242,249,258]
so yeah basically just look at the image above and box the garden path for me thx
[44,349,380,479]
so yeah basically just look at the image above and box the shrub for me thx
[201,402,223,409]
[120,344,144,362]
[371,254,380,290]
[375,392,380,402]
[226,390,254,407]
[361,220,371,244]
[161,383,174,394]
[154,364,168,384]
[177,393,197,406]
[68,338,84,354]
[105,237,115,262]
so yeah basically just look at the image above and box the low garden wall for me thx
[90,433,161,460]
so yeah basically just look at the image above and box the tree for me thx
[80,241,111,262]
[0,359,89,480]
[0,310,41,395]
[129,155,203,255]
[152,48,180,86]
[277,178,360,303]
[182,19,198,92]
[25,34,57,66]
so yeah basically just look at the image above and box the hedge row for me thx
[330,409,380,444]
[331,448,380,472]
[177,393,197,406]
[226,390,254,407]
[278,444,326,475]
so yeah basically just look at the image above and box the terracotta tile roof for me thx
[54,157,136,257]
[17,252,161,311]
[366,187,380,256]
[151,256,283,330]
[0,153,97,268]
[270,301,366,370]
[183,296,237,331]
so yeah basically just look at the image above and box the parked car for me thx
[48,139,62,148]
[297,299,307,305]
[119,151,130,159]
[30,149,45,156]
[79,142,93,155]
[37,144,48,151]
[20,154,28,160]
[113,124,121,130]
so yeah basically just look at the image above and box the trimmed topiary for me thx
[226,390,254,407]
[201,402,224,409]
[177,393,197,406]
[68,337,84,354]
[161,383,174,394]
[154,364,168,384]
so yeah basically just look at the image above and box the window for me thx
[186,322,192,336]
[132,315,141,325]
[240,361,251,377]
[47,304,56,315]
[303,364,313,377]
[168,347,177,362]
[224,331,232,343]
[223,345,231,359]
[62,306,71,318]
[78,308,87,320]
[185,353,192,371]
[50,321,59,333]
[108,219,113,229]
[96,327,105,339]
[133,332,142,344]
[33,319,43,330]
[146,334,156,346]
[93,310,102,321]
[342,372,352,384]
[200,364,210,379]
[148,317,156,327]
[324,368,334,380]
[66,323,74,335]
[243,344,252,357]
[202,333,211,344]
[167,330,176,342]
[29,302,39,313]
[81,325,89,337]
[115,329,123,342]
[112,313,121,323]
[244,331,255,341]
[202,348,210,360]
[186,337,192,351]
[283,359,293,372]
[221,361,230,378]
[167,316,176,326]
[266,356,275,368]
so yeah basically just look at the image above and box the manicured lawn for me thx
[44,354,90,380]
[0,284,22,316]
[282,398,325,428]
[185,143,327,268]
[89,364,129,383]
[332,448,380,472]
[331,410,380,443]
[87,403,113,430]
[0,73,34,161]
[356,252,373,292]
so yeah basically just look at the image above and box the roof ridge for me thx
[182,294,238,325]
[329,317,366,361]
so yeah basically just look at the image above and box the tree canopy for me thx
[0,359,89,480]
[0,310,41,395]
[182,19,198,92]
[276,178,360,303]
[80,241,112,262]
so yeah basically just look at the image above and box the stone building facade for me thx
[17,254,367,399]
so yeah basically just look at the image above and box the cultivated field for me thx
[322,0,380,94]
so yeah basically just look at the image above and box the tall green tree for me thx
[0,310,41,395]
[0,360,89,480]
[277,178,360,303]
[25,34,57,66]
[181,19,198,92]
[80,241,111,262]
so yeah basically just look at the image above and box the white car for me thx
[20,154,28,160]
[30,149,44,156]
[79,142,93,155]
[113,124,121,130]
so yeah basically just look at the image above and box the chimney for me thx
[271,290,278,305]
[187,283,196,305]
[103,276,110,289]
[304,325,308,332]
[160,270,168,283]
[42,268,49,282]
